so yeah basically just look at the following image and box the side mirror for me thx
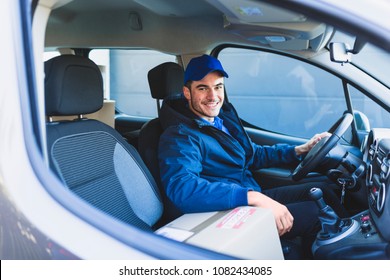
[329,42,352,63]
[353,110,370,132]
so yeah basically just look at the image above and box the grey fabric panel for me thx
[114,143,163,226]
[51,131,153,230]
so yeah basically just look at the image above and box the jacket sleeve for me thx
[250,142,301,170]
[158,125,249,213]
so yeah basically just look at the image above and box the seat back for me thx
[138,62,184,225]
[45,55,163,230]
[147,61,185,114]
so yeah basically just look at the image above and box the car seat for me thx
[44,54,163,230]
[138,62,184,226]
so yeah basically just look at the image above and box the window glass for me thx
[218,48,346,138]
[349,85,390,130]
[44,49,176,118]
[43,51,60,61]
[109,50,177,118]
[90,49,110,99]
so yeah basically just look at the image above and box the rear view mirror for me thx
[330,42,352,63]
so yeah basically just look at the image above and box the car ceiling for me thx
[44,0,333,56]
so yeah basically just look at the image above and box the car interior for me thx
[30,0,390,259]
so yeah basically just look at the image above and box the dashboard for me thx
[365,128,390,242]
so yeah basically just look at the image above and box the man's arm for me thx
[158,127,249,213]
[247,191,293,236]
[248,132,330,235]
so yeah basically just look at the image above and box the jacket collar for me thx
[160,93,237,131]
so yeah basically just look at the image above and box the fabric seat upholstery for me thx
[138,62,184,225]
[45,55,163,230]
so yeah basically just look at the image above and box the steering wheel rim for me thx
[291,112,354,181]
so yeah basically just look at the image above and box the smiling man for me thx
[158,54,345,259]
[183,71,224,122]
[182,57,227,123]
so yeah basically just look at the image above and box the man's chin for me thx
[205,112,220,118]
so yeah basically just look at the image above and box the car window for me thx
[45,49,177,118]
[349,84,390,130]
[90,49,111,99]
[44,51,60,61]
[108,49,177,118]
[218,47,346,138]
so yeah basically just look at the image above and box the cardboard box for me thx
[156,206,284,259]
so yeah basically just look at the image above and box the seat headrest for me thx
[45,55,103,116]
[147,62,184,100]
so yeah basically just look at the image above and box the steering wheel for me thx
[291,112,354,181]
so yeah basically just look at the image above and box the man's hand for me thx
[295,131,331,156]
[247,191,293,236]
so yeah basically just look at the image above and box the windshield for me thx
[331,31,390,88]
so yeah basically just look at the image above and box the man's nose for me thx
[207,88,218,99]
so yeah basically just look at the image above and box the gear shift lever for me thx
[309,188,342,237]
[310,187,328,210]
[310,188,358,256]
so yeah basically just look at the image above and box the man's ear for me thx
[183,86,191,100]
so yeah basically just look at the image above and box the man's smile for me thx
[203,99,221,107]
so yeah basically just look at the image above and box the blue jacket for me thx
[158,94,300,213]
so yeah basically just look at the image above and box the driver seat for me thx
[138,62,184,226]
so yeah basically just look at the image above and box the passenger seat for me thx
[45,55,163,230]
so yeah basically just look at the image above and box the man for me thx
[158,54,345,258]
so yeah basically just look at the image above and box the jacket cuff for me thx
[231,186,252,208]
[289,145,302,162]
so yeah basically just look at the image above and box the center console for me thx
[312,209,388,259]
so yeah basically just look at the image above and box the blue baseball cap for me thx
[184,54,229,84]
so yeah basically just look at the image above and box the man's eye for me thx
[199,87,207,91]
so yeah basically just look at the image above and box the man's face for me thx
[183,71,225,122]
